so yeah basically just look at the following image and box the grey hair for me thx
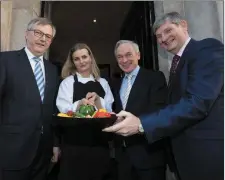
[153,12,184,34]
[114,40,140,56]
[27,17,56,37]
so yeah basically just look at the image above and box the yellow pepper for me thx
[98,108,107,112]
[57,113,71,117]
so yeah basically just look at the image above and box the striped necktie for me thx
[122,74,133,109]
[33,57,45,102]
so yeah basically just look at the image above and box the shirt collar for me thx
[125,65,140,78]
[177,37,191,57]
[76,72,95,80]
[24,47,44,62]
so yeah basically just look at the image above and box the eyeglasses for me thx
[28,29,53,41]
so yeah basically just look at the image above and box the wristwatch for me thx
[138,123,144,133]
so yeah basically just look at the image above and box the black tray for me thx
[52,114,117,129]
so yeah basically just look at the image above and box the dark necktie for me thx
[170,55,180,74]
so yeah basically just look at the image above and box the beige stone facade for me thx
[0,1,223,180]
[1,1,223,80]
[1,1,12,51]
[1,0,40,51]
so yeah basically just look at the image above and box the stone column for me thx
[41,1,53,59]
[10,0,41,50]
[216,1,224,42]
[1,1,13,51]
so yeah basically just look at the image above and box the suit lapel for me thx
[168,39,196,96]
[125,68,143,110]
[43,59,50,104]
[116,77,123,110]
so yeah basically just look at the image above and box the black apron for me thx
[58,75,111,180]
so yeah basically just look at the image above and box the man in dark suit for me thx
[111,40,168,180]
[0,18,59,180]
[104,12,224,180]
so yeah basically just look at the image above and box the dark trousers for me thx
[115,147,166,180]
[1,136,51,180]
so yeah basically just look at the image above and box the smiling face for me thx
[155,20,189,54]
[115,43,140,73]
[72,48,92,74]
[25,24,53,56]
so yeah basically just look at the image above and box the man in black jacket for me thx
[0,17,59,180]
[111,40,168,180]
[104,12,224,180]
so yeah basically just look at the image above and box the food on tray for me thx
[57,105,112,118]
[57,112,73,118]
[92,111,111,118]
[78,105,95,116]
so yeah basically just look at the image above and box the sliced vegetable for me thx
[57,113,71,117]
[91,111,97,118]
[78,105,95,116]
[66,110,74,116]
[94,111,111,118]
[75,112,86,118]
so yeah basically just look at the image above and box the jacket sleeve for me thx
[52,67,61,147]
[140,39,224,143]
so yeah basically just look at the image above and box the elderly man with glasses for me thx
[0,17,59,180]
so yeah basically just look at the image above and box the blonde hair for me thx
[61,43,100,79]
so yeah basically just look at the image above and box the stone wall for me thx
[1,0,41,51]
[1,1,12,51]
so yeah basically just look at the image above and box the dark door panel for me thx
[120,2,158,70]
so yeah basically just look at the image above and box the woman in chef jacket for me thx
[55,43,114,180]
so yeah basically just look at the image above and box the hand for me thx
[79,98,94,106]
[102,110,141,136]
[51,147,61,163]
[86,92,100,102]
[109,112,123,123]
[115,114,124,123]
[86,92,102,109]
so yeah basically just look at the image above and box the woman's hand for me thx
[76,98,94,111]
[80,98,94,106]
[86,92,102,109]
[86,92,99,101]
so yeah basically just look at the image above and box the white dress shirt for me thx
[56,73,114,113]
[120,65,140,108]
[177,37,191,57]
[24,47,46,82]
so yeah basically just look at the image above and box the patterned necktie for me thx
[33,57,45,102]
[122,74,133,109]
[170,55,180,74]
